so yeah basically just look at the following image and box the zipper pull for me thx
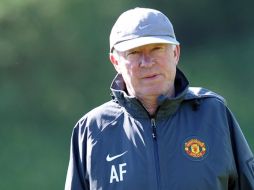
[151,118,157,140]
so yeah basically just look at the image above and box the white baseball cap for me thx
[110,7,180,52]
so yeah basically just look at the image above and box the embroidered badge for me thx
[183,137,208,161]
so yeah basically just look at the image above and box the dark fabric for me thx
[65,69,254,190]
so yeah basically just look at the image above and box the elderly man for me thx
[65,7,254,190]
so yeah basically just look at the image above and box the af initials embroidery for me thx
[110,163,127,183]
[107,151,128,183]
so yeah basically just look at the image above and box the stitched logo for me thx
[106,151,128,162]
[138,24,151,30]
[183,137,208,161]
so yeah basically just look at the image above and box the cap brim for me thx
[113,36,180,52]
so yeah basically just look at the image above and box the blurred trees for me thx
[0,0,253,189]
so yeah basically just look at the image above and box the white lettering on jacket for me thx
[110,163,127,183]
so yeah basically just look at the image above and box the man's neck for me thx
[138,89,175,116]
[139,96,158,116]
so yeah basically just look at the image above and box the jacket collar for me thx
[110,68,189,119]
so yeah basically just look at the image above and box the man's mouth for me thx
[142,74,160,80]
[146,75,157,78]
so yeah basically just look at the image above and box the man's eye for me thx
[127,51,139,56]
[153,46,163,51]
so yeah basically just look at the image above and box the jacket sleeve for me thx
[65,122,89,190]
[227,108,254,189]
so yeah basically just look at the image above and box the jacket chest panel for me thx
[86,108,235,190]
[87,118,157,190]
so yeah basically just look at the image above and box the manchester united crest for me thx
[183,137,208,161]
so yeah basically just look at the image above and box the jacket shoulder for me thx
[75,100,123,131]
[185,87,226,105]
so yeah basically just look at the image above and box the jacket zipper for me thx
[151,118,157,140]
[151,118,161,190]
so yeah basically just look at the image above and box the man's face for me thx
[110,43,180,99]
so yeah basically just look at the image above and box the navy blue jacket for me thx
[65,69,254,190]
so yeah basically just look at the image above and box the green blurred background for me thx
[0,0,253,189]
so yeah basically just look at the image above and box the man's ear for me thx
[109,53,121,73]
[109,53,118,65]
[174,45,180,66]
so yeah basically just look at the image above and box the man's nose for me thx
[139,53,155,67]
